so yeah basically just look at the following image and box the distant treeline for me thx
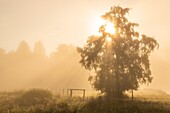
[0,41,90,90]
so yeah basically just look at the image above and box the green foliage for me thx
[77,6,159,97]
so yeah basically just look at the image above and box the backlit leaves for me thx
[77,6,159,96]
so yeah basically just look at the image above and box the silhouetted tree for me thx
[34,41,46,58]
[77,6,159,97]
[16,40,32,59]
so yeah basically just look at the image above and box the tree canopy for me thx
[77,6,159,97]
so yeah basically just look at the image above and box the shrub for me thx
[16,88,52,107]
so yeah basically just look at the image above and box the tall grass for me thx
[0,89,169,113]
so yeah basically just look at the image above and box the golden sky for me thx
[0,0,170,92]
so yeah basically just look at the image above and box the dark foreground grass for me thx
[83,96,170,113]
[0,89,169,113]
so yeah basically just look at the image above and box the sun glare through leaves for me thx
[106,37,112,42]
[92,16,115,35]
[105,22,115,35]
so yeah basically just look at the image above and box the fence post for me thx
[70,89,73,97]
[131,90,133,101]
[83,89,85,99]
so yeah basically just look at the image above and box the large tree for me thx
[77,6,159,97]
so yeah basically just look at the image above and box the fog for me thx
[0,40,170,94]
[0,0,170,93]
[0,41,90,90]
[149,50,170,93]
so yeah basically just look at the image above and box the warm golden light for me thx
[105,22,115,34]
[91,16,115,35]
[106,37,112,42]
[91,17,105,35]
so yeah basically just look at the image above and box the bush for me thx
[16,88,52,107]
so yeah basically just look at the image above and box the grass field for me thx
[0,88,169,113]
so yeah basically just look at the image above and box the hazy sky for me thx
[0,0,170,92]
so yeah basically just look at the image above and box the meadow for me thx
[0,88,170,113]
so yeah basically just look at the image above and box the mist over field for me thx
[0,41,90,90]
[0,40,169,95]
[0,0,170,94]
[0,1,170,112]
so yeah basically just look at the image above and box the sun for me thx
[105,22,115,34]
[91,16,115,35]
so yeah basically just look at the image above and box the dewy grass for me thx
[0,89,169,113]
